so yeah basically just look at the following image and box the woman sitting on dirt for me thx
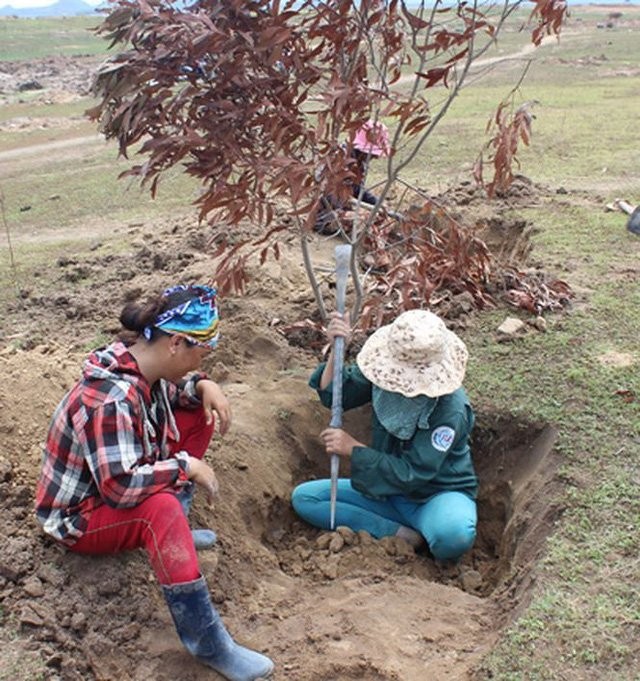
[292,309,478,562]
[35,284,274,681]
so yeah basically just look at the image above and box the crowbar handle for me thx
[329,244,352,530]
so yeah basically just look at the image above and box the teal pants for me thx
[291,478,477,561]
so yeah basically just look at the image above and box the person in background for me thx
[314,119,391,235]
[292,309,478,563]
[35,284,274,681]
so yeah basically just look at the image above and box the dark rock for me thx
[64,266,91,283]
[70,612,87,632]
[0,537,33,581]
[19,600,56,628]
[18,80,43,91]
[152,253,168,270]
[12,484,31,505]
[0,456,12,482]
[96,575,122,597]
[23,576,45,598]
[460,568,483,592]
[46,653,64,669]
[37,564,66,588]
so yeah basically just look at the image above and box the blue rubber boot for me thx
[178,484,217,550]
[191,528,218,550]
[163,577,274,681]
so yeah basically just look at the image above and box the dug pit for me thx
[262,405,562,599]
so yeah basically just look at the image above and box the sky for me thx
[4,0,102,6]
[3,0,638,8]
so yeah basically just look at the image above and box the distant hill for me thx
[0,0,97,17]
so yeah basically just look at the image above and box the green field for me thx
[0,15,107,60]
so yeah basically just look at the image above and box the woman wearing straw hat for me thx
[291,309,478,562]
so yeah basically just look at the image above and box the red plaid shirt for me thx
[35,342,202,544]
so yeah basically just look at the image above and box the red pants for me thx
[69,408,214,585]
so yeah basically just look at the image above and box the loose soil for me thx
[0,52,571,681]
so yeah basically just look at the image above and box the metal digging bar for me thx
[329,244,352,530]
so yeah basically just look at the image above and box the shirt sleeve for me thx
[309,363,372,411]
[351,183,378,206]
[350,412,468,498]
[79,401,189,508]
[172,372,207,408]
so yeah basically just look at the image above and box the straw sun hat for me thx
[356,309,468,398]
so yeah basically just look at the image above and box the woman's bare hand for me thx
[319,312,353,390]
[196,379,232,435]
[326,311,352,345]
[320,427,364,458]
[186,457,219,504]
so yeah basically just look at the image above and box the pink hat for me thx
[352,120,390,158]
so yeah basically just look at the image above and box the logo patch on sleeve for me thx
[431,426,455,452]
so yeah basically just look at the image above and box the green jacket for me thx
[310,363,478,501]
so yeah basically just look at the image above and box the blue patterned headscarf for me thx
[144,284,220,349]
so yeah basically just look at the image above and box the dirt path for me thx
[395,31,573,88]
[0,134,104,163]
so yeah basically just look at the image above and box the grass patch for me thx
[0,121,98,153]
[394,71,640,197]
[0,140,203,233]
[0,16,107,61]
[0,98,95,125]
[466,165,640,680]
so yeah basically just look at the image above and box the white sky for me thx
[3,0,103,7]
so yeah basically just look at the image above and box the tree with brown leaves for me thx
[89,0,569,332]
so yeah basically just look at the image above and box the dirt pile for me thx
[0,55,100,101]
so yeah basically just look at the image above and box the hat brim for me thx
[356,323,468,398]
